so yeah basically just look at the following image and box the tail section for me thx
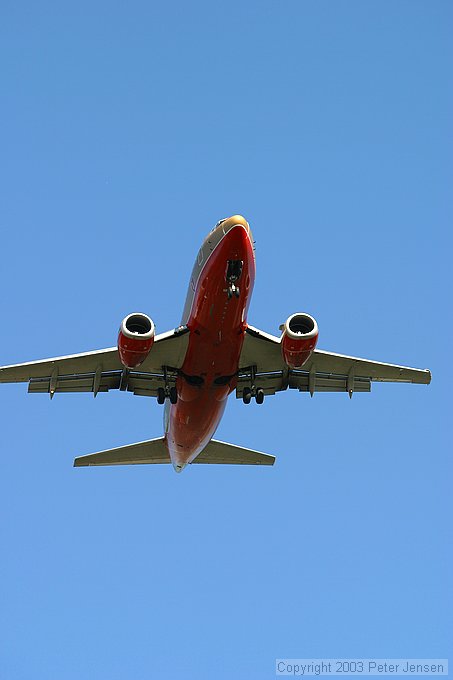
[192,439,275,466]
[73,437,169,467]
[74,438,275,470]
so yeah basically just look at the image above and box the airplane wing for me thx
[0,326,190,398]
[238,325,431,398]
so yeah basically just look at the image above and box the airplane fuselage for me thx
[165,215,256,470]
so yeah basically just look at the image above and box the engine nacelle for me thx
[117,313,155,369]
[281,313,319,369]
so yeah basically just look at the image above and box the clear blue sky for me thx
[0,2,451,679]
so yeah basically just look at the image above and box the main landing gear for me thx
[242,386,265,405]
[157,368,178,404]
[242,367,265,405]
[157,386,177,405]
[255,388,265,404]
[225,260,243,300]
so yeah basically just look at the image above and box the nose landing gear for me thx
[227,284,240,299]
[225,260,243,300]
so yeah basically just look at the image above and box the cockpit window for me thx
[210,218,227,234]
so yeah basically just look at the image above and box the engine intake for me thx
[281,313,319,369]
[117,313,155,368]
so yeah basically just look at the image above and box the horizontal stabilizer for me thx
[193,439,275,465]
[74,437,169,467]
[74,438,275,468]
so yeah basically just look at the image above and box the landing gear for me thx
[225,260,243,300]
[226,259,243,282]
[227,284,240,299]
[156,367,178,405]
[241,368,265,405]
[243,387,252,404]
[255,388,265,405]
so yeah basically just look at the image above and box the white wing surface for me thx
[0,327,190,398]
[238,325,431,398]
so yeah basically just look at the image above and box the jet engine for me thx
[281,313,319,369]
[117,313,155,368]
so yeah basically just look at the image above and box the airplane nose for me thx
[173,463,186,473]
[225,223,253,258]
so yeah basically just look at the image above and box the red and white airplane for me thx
[0,215,431,472]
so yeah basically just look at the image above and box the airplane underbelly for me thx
[166,392,228,466]
[166,328,243,466]
[166,223,255,466]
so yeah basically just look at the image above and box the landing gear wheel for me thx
[227,284,240,299]
[243,387,252,404]
[157,387,165,405]
[255,388,265,405]
[169,386,178,404]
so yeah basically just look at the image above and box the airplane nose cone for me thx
[173,463,186,473]
[225,223,254,259]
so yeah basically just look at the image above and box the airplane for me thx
[0,215,431,472]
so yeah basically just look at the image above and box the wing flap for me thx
[28,372,121,394]
[27,370,171,397]
[288,372,371,393]
[236,370,371,396]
